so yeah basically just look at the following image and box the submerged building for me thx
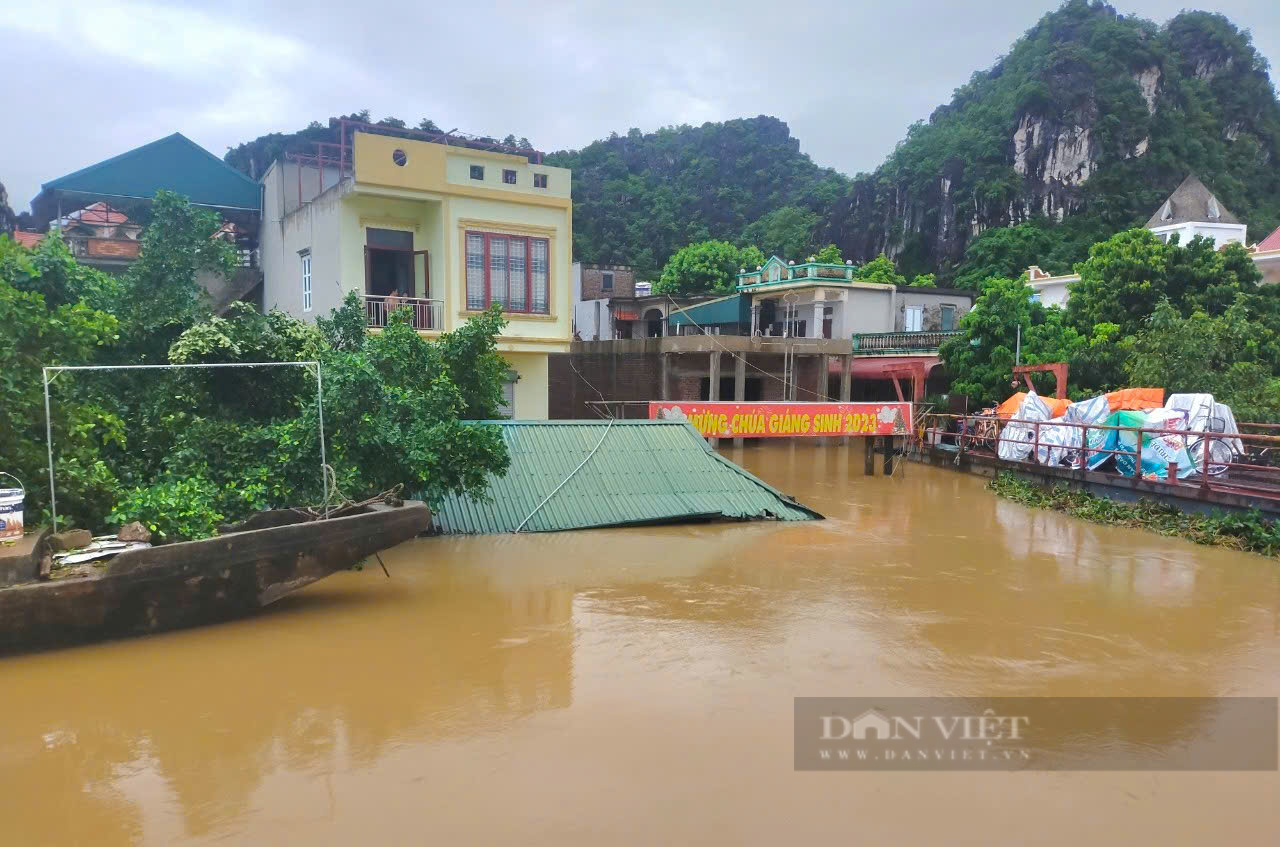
[550,254,976,417]
[258,121,573,419]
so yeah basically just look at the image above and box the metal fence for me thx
[362,295,443,331]
[917,412,1280,500]
[852,330,962,354]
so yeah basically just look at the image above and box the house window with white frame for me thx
[904,305,923,332]
[301,251,312,312]
[498,371,517,417]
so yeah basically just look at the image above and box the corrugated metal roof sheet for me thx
[432,420,821,534]
[668,293,749,327]
[35,133,261,211]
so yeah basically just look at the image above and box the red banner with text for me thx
[648,401,912,439]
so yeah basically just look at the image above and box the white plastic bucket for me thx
[0,473,25,540]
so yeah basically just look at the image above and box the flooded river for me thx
[3,444,1279,844]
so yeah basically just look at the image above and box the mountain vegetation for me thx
[545,119,849,276]
[220,2,1279,288]
[837,0,1280,279]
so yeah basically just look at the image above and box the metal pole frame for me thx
[42,361,328,532]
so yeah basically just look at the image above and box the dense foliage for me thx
[940,227,1280,417]
[1124,298,1280,421]
[991,472,1280,556]
[654,240,763,296]
[0,200,512,542]
[939,276,1086,405]
[0,236,122,528]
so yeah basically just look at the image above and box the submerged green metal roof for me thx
[668,293,750,328]
[432,420,821,534]
[34,133,261,211]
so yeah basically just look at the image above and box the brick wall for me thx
[548,349,835,417]
[579,264,636,301]
[548,351,663,418]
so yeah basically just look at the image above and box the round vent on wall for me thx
[392,149,408,166]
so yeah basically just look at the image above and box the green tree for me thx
[0,237,122,527]
[853,254,906,285]
[953,220,1059,290]
[272,307,511,507]
[739,245,766,271]
[115,190,236,361]
[1066,228,1167,339]
[814,244,844,264]
[1163,237,1261,315]
[162,296,514,515]
[1068,229,1266,340]
[654,240,749,296]
[1126,297,1280,421]
[741,206,819,260]
[909,273,937,287]
[5,232,121,310]
[939,276,1084,406]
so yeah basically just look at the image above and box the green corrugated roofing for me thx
[432,420,821,534]
[35,133,261,211]
[668,293,749,327]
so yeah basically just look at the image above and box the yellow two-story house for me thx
[259,123,572,418]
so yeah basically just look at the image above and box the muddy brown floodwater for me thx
[3,444,1280,845]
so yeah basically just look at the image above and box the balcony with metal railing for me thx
[851,330,962,355]
[362,294,444,331]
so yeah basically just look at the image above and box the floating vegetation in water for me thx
[988,472,1280,558]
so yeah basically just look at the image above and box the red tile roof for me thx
[68,201,131,225]
[1257,225,1280,253]
[12,230,44,248]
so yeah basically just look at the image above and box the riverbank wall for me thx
[909,445,1280,519]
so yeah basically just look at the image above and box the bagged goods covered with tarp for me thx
[1107,411,1150,476]
[1065,395,1112,468]
[1105,388,1164,413]
[1035,416,1082,466]
[997,391,1052,462]
[1165,394,1243,475]
[997,392,1072,420]
[1134,407,1196,479]
[0,487,21,541]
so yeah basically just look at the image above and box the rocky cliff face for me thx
[0,180,15,238]
[823,2,1280,276]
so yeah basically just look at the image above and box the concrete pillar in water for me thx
[733,355,746,447]
[839,354,852,446]
[708,352,721,447]
[865,436,876,476]
[883,436,894,475]
[817,354,831,446]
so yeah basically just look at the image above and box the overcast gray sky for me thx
[2,0,1277,214]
